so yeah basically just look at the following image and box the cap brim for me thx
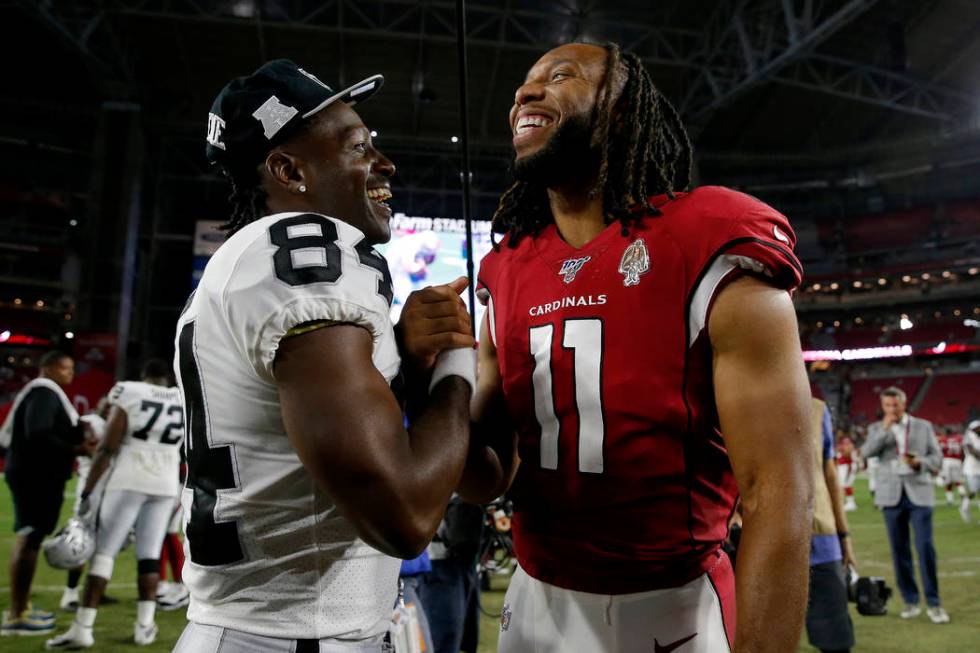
[302,74,384,119]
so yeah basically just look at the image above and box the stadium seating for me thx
[914,371,980,427]
[848,375,925,425]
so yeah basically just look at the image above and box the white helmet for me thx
[42,516,96,569]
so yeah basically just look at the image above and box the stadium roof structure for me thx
[4,0,980,217]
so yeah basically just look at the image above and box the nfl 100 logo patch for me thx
[500,603,513,631]
[558,256,591,284]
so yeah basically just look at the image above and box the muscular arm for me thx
[275,323,472,559]
[710,276,814,653]
[81,405,127,498]
[457,313,520,505]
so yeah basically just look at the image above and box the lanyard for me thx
[894,418,910,455]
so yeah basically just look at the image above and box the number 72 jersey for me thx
[105,380,184,498]
[477,186,803,594]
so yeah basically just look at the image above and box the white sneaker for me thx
[960,500,971,523]
[900,604,922,619]
[844,497,857,512]
[134,622,158,646]
[927,607,950,624]
[45,623,94,649]
[155,581,173,600]
[59,588,79,612]
[157,583,190,612]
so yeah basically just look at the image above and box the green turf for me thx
[1,477,977,652]
[0,478,184,651]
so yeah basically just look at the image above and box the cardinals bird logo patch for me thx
[618,239,650,287]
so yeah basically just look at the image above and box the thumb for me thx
[447,276,470,295]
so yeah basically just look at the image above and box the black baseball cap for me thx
[205,59,383,170]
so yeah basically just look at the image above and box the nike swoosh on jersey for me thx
[654,632,697,652]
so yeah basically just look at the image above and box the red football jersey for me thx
[477,186,803,594]
[942,434,964,460]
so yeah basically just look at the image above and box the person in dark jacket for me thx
[1,351,95,636]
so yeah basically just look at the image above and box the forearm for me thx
[736,483,812,652]
[824,462,849,534]
[82,449,115,497]
[399,377,473,534]
[313,378,472,558]
[457,428,517,504]
[860,432,888,458]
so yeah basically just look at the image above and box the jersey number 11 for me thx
[529,318,605,474]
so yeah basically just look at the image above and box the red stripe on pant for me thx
[706,552,736,651]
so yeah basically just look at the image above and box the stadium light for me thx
[970,267,979,275]
[921,272,931,280]
[13,298,21,305]
[0,330,10,342]
[812,283,822,290]
[69,219,78,227]
[878,278,887,286]
[900,315,913,330]
[65,331,74,339]
[370,130,378,138]
[451,136,459,143]
[902,275,912,283]
[830,282,839,290]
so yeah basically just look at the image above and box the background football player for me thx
[172,60,475,652]
[47,359,185,648]
[836,435,859,512]
[937,429,965,506]
[461,42,813,653]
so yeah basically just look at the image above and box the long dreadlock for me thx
[491,42,693,247]
[219,164,269,236]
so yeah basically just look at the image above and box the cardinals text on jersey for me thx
[477,186,802,595]
[173,212,401,640]
[104,381,184,498]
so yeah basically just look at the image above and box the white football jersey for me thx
[104,381,184,498]
[173,212,401,641]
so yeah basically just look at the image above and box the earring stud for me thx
[298,185,307,193]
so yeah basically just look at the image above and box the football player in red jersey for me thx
[460,43,814,653]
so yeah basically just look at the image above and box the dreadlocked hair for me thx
[219,165,268,236]
[218,117,323,235]
[491,42,693,248]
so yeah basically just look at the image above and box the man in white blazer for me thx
[860,386,948,624]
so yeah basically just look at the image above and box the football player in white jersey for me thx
[47,360,185,649]
[172,60,475,652]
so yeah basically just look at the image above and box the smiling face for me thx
[270,103,396,244]
[509,44,614,186]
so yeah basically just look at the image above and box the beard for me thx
[511,111,599,188]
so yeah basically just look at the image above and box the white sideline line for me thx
[0,583,137,593]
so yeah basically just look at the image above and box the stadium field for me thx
[1,477,977,652]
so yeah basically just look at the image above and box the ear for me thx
[264,150,307,194]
